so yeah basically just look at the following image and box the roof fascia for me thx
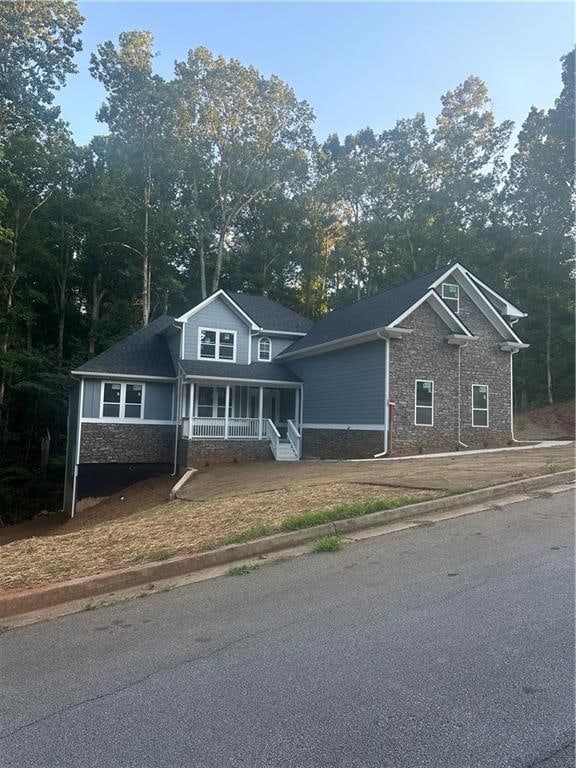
[175,289,258,329]
[258,328,308,337]
[428,265,525,343]
[182,373,300,386]
[463,270,527,318]
[388,290,473,336]
[71,371,177,381]
[277,327,388,361]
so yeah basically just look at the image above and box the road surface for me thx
[1,490,574,767]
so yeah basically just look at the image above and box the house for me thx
[64,262,527,515]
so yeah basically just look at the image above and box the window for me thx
[196,386,232,418]
[472,384,489,427]
[198,328,236,361]
[415,380,434,426]
[441,283,460,314]
[258,336,271,361]
[102,382,144,419]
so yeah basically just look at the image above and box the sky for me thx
[55,1,574,150]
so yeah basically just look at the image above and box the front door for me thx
[248,388,280,424]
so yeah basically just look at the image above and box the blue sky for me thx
[56,2,574,150]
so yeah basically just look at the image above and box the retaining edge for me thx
[1,469,573,619]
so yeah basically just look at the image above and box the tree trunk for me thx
[199,239,207,299]
[0,206,20,412]
[89,273,104,356]
[211,227,226,294]
[40,429,51,483]
[142,166,152,325]
[546,294,554,405]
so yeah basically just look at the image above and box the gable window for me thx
[472,384,489,427]
[441,283,460,314]
[196,386,232,418]
[198,328,236,361]
[415,380,434,426]
[102,382,144,419]
[258,336,272,362]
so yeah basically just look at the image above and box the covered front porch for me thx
[180,378,303,460]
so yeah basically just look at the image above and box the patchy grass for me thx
[1,482,437,592]
[227,563,262,576]
[542,459,567,474]
[312,536,344,553]
[279,495,429,532]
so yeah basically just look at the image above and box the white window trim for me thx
[197,327,237,362]
[472,384,489,428]
[414,379,434,427]
[100,381,146,420]
[441,283,460,314]
[195,385,234,418]
[258,336,272,362]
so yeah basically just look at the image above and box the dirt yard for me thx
[514,400,574,441]
[0,441,573,593]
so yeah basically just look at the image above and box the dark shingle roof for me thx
[224,291,312,334]
[280,266,451,356]
[74,315,177,378]
[180,360,301,383]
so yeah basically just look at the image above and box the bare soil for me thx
[1,441,572,594]
[514,400,574,440]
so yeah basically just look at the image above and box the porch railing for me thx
[287,419,302,458]
[188,417,260,439]
[264,418,281,458]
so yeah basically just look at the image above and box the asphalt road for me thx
[1,490,574,768]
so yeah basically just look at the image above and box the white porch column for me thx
[258,386,264,439]
[224,385,230,439]
[294,387,300,429]
[188,383,195,438]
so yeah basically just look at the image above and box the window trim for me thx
[441,282,460,314]
[414,379,434,427]
[258,336,272,362]
[100,381,145,420]
[472,384,489,428]
[197,327,237,362]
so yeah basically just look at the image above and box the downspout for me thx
[172,369,183,476]
[70,377,85,519]
[457,344,468,449]
[373,332,390,458]
[510,349,517,442]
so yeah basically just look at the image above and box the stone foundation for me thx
[302,428,386,459]
[180,438,272,467]
[80,423,176,464]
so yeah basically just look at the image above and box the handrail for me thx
[264,418,280,458]
[188,417,260,439]
[287,419,301,458]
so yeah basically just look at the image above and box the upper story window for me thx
[472,384,489,427]
[441,283,460,314]
[415,380,434,426]
[101,382,144,419]
[258,336,272,362]
[198,328,236,361]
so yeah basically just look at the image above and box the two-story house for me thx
[64,263,527,515]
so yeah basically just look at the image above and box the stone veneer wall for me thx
[80,423,176,464]
[302,428,385,459]
[388,296,513,455]
[180,438,272,467]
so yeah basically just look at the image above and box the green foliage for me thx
[227,563,262,576]
[311,536,344,552]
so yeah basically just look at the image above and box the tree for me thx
[173,47,315,297]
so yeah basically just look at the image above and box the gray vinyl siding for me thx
[144,383,174,420]
[82,379,101,418]
[183,297,250,362]
[286,341,386,425]
[81,379,174,421]
[251,335,294,362]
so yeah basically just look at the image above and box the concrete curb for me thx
[1,469,573,619]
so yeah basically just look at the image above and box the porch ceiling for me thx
[179,360,301,384]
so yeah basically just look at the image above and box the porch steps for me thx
[275,440,299,461]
